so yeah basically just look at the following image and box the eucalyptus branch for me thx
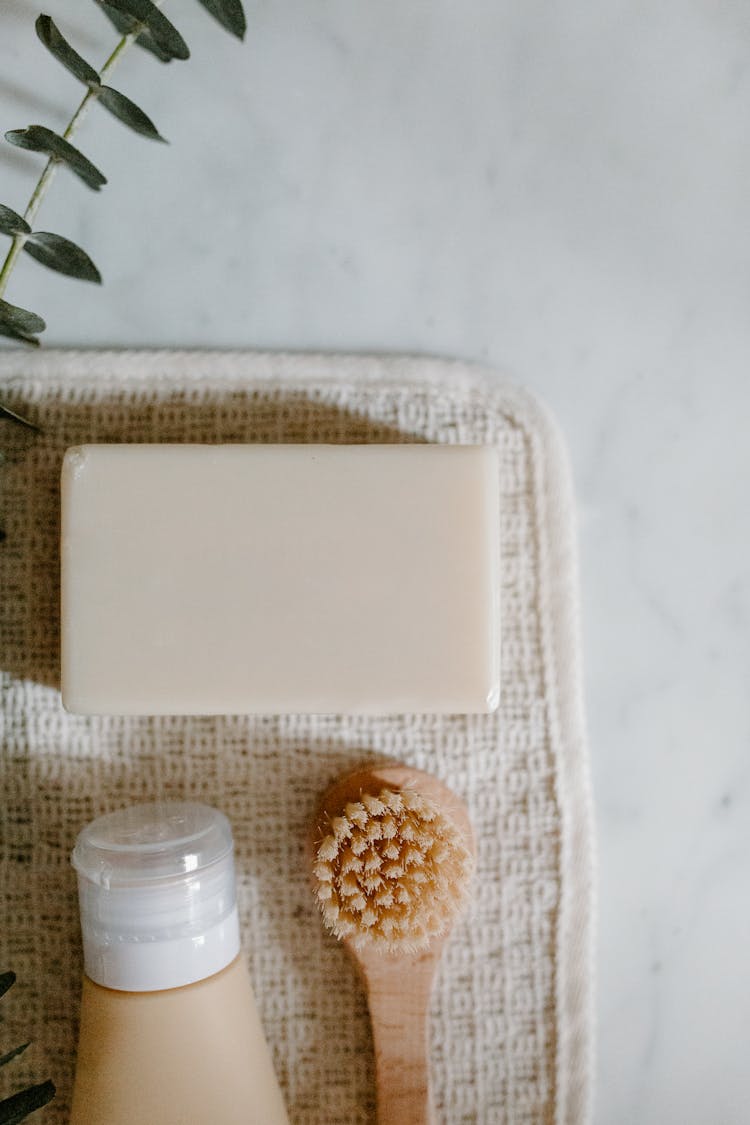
[0,18,151,302]
[0,971,55,1124]
[0,0,247,345]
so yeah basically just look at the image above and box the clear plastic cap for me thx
[72,801,240,992]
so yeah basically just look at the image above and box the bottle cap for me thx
[72,801,240,992]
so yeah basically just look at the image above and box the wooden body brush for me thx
[310,764,476,1125]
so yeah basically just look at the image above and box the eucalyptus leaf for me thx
[0,405,41,431]
[94,0,189,61]
[0,205,30,237]
[0,1080,56,1124]
[35,15,100,87]
[0,1043,29,1070]
[97,86,164,141]
[0,972,15,1000]
[0,300,46,346]
[196,0,246,40]
[4,127,106,191]
[0,326,39,347]
[97,3,173,62]
[24,232,102,283]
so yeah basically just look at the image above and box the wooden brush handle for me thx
[312,764,475,1125]
[359,949,440,1125]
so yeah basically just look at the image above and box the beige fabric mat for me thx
[0,351,594,1124]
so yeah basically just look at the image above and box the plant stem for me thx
[0,28,141,302]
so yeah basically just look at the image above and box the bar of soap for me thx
[61,444,500,715]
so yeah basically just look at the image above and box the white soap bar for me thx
[61,444,500,715]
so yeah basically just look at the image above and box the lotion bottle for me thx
[69,801,289,1125]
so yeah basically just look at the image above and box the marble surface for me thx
[1,2,749,1121]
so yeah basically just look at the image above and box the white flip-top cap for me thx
[72,801,240,992]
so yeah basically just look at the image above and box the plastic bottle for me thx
[69,801,289,1125]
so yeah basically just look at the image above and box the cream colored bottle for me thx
[69,801,289,1125]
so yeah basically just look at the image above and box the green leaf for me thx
[94,0,189,61]
[0,1044,29,1070]
[0,1080,56,1124]
[195,0,246,40]
[97,86,165,141]
[24,232,102,283]
[0,205,30,237]
[0,972,15,1000]
[35,15,100,87]
[0,327,40,347]
[4,127,107,191]
[97,4,173,62]
[0,300,46,346]
[0,405,41,431]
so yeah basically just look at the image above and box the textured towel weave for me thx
[0,351,593,1124]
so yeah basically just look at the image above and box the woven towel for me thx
[0,351,593,1125]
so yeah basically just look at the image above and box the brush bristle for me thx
[313,785,473,954]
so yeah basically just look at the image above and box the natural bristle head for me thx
[313,784,473,955]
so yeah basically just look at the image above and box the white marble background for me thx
[1,2,749,1122]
